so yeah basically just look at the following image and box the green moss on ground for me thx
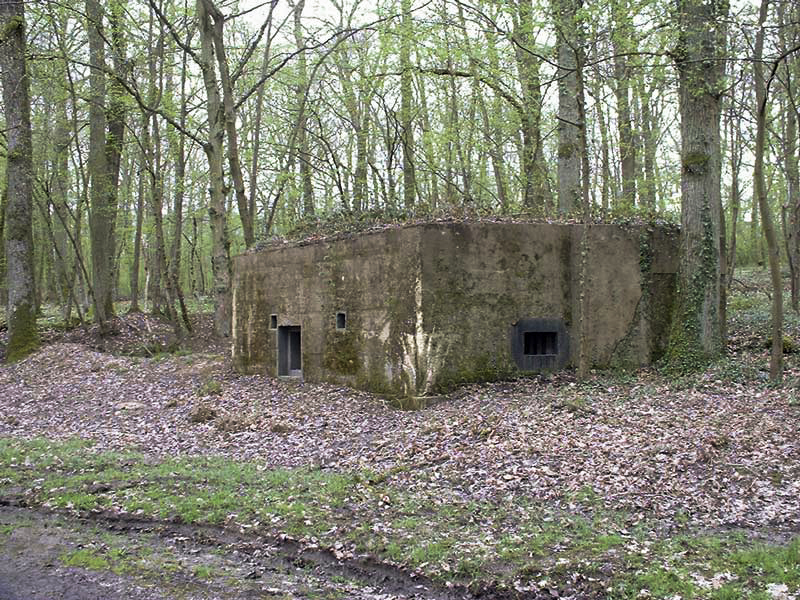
[5,302,40,363]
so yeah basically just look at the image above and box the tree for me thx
[85,0,111,323]
[552,0,584,213]
[197,0,233,337]
[0,0,39,361]
[512,0,552,211]
[777,0,800,311]
[288,0,316,217]
[723,77,745,293]
[399,0,417,209]
[753,0,785,381]
[335,33,380,212]
[611,0,637,209]
[248,0,278,226]
[212,0,259,243]
[141,10,179,325]
[666,0,728,367]
[84,0,129,328]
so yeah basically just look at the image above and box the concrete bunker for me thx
[232,221,679,397]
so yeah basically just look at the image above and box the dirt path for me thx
[0,505,473,600]
[0,506,171,600]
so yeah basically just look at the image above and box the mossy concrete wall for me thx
[232,222,678,396]
[232,226,421,393]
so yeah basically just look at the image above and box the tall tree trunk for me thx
[141,9,169,319]
[105,0,129,266]
[726,109,742,289]
[125,14,148,316]
[612,0,636,209]
[447,57,470,203]
[778,0,800,311]
[169,27,192,331]
[513,0,552,211]
[369,119,386,210]
[637,80,658,210]
[553,0,584,214]
[197,0,232,337]
[400,0,416,209]
[415,69,439,210]
[784,97,799,310]
[148,114,179,325]
[142,118,163,315]
[590,61,613,214]
[443,72,457,206]
[667,0,727,367]
[52,89,72,319]
[481,26,509,212]
[287,0,315,217]
[354,112,372,212]
[0,0,39,361]
[208,0,256,245]
[381,103,398,209]
[249,3,277,225]
[48,1,89,322]
[754,0,783,381]
[85,0,113,325]
[129,129,145,313]
[85,0,128,327]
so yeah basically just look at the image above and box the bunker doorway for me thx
[278,325,302,377]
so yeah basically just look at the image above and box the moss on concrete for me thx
[233,222,680,396]
[434,353,516,394]
[608,228,654,368]
[323,326,362,375]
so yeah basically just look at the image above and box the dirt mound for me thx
[28,312,228,358]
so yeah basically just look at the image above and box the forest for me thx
[0,0,798,370]
[1,2,800,598]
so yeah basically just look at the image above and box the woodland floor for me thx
[0,269,798,599]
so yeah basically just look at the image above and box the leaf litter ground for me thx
[0,276,799,599]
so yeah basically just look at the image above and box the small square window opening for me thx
[270,314,278,329]
[524,331,557,356]
[336,312,347,330]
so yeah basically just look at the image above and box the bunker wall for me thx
[232,222,679,396]
[232,227,422,394]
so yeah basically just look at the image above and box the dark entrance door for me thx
[277,325,302,377]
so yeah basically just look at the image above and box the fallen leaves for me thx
[1,339,798,542]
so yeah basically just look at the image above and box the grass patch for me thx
[192,564,216,579]
[1,437,798,597]
[611,535,800,599]
[61,547,110,570]
[55,528,228,584]
[196,378,223,397]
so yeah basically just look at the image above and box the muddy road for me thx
[0,505,476,600]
